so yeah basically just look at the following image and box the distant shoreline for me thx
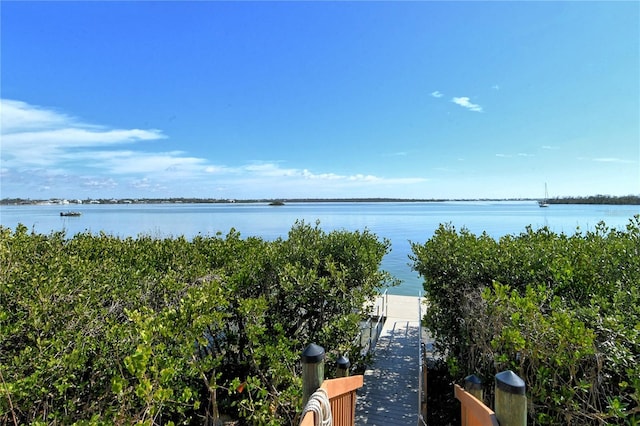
[2,195,639,206]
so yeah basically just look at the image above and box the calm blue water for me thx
[1,202,638,295]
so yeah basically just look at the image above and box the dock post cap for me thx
[336,355,350,369]
[464,374,483,390]
[301,343,325,363]
[495,370,526,395]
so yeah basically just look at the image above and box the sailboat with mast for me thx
[538,183,550,207]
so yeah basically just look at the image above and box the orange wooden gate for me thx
[454,384,498,426]
[300,375,364,426]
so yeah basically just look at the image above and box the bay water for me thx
[1,201,638,295]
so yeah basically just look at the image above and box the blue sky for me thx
[1,1,638,200]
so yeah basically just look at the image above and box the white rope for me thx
[300,387,333,426]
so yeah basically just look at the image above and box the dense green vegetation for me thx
[548,195,640,205]
[412,215,640,425]
[0,221,395,425]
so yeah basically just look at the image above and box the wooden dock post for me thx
[495,370,527,426]
[302,343,325,405]
[336,355,350,377]
[465,374,484,402]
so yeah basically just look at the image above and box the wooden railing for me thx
[418,292,428,425]
[455,371,527,426]
[300,375,364,426]
[454,384,498,426]
[356,290,388,355]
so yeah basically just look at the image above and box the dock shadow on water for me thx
[355,320,420,426]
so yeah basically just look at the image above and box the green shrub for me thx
[0,221,394,424]
[412,216,640,425]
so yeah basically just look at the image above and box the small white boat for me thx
[538,183,549,207]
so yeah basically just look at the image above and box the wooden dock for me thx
[355,295,431,426]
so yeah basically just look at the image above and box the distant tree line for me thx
[549,195,640,205]
[2,195,639,206]
[1,197,448,205]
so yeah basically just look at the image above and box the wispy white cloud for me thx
[1,99,166,167]
[497,153,535,158]
[6,128,163,146]
[205,165,237,174]
[492,85,500,91]
[541,145,560,150]
[83,178,118,189]
[238,162,427,185]
[451,97,483,112]
[431,91,444,98]
[1,99,79,133]
[0,99,429,198]
[592,157,636,164]
[243,162,300,177]
[82,150,209,175]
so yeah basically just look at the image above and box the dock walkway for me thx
[355,295,431,426]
